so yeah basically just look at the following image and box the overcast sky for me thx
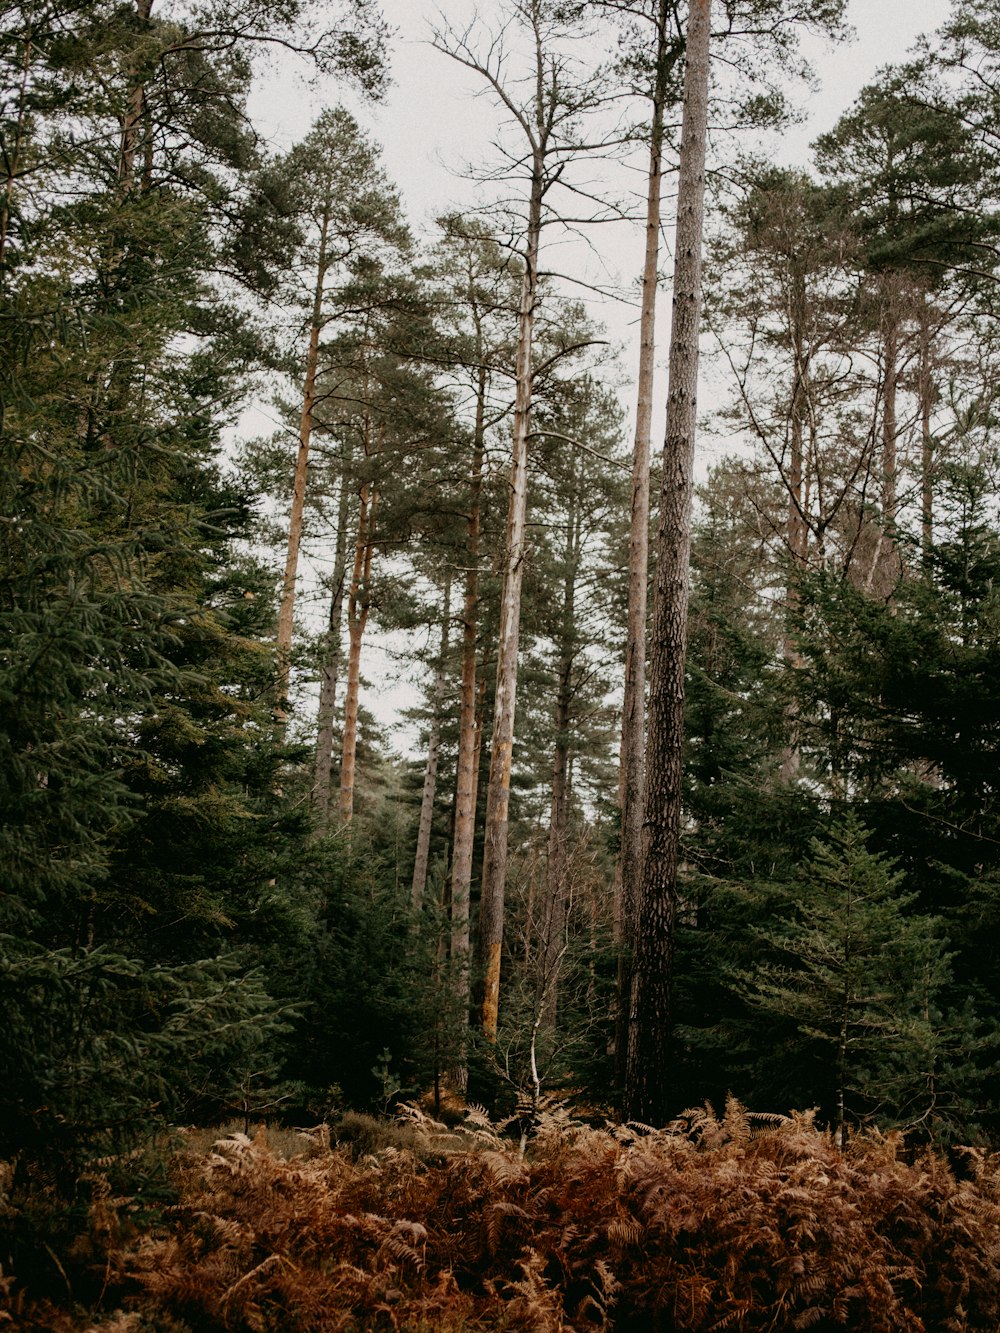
[247,0,957,748]
[252,0,954,231]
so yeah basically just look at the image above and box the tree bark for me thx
[779,270,809,783]
[882,295,899,530]
[338,481,377,826]
[919,297,935,563]
[624,0,711,1126]
[616,0,673,1084]
[411,571,453,910]
[540,490,579,1035]
[449,366,486,1078]
[118,2,154,198]
[313,459,351,831]
[0,30,32,272]
[276,205,331,721]
[477,167,542,1041]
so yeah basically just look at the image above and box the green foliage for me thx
[738,816,980,1138]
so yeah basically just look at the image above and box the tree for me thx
[0,0,318,1174]
[259,109,410,720]
[742,816,974,1141]
[432,0,612,1041]
[624,0,712,1125]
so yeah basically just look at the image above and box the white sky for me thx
[246,0,955,752]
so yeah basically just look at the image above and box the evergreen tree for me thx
[738,816,979,1141]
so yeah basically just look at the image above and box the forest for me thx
[6,0,1000,1327]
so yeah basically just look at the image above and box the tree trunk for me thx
[0,31,32,272]
[338,482,377,826]
[477,168,542,1041]
[864,285,900,598]
[276,206,331,722]
[118,2,154,198]
[615,0,672,1086]
[540,497,578,1036]
[882,296,899,531]
[624,0,711,1125]
[313,459,351,831]
[919,297,935,563]
[780,272,809,783]
[411,571,453,910]
[449,367,487,1080]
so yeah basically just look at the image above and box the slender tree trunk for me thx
[276,207,331,721]
[624,0,711,1125]
[882,299,898,530]
[339,482,377,826]
[313,462,351,831]
[450,368,487,1078]
[0,31,32,273]
[780,275,809,783]
[919,298,935,563]
[615,0,672,1086]
[412,571,453,910]
[478,169,543,1041]
[118,2,153,198]
[540,499,578,1035]
[864,286,900,597]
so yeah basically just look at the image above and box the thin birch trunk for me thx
[411,571,453,910]
[624,0,711,1125]
[276,205,331,721]
[313,461,351,831]
[615,0,672,1085]
[338,482,377,826]
[478,168,542,1041]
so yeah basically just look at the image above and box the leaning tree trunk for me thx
[449,366,487,1084]
[411,571,453,910]
[624,0,711,1126]
[338,481,377,826]
[615,0,673,1085]
[276,205,331,721]
[313,458,351,831]
[477,166,543,1042]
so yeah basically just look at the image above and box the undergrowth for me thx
[5,1099,1000,1330]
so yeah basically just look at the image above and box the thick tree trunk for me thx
[477,170,542,1041]
[339,482,377,826]
[624,0,711,1125]
[276,208,331,721]
[411,571,453,910]
[313,462,351,831]
[449,367,487,1078]
[615,0,671,1086]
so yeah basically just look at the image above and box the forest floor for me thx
[6,1101,1000,1331]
